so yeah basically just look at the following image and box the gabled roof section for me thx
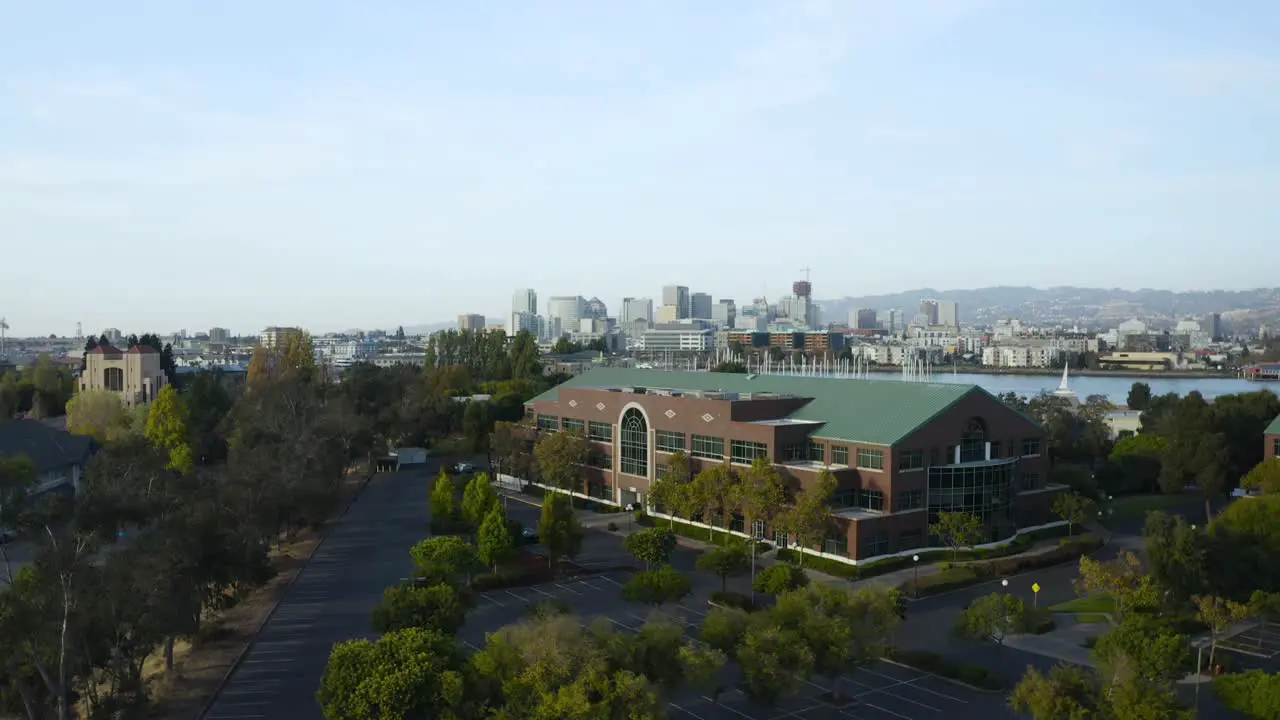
[89,343,121,355]
[527,368,984,446]
[127,344,157,354]
[0,420,96,474]
[1267,413,1280,436]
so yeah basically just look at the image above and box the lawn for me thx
[1106,493,1193,522]
[1075,613,1112,624]
[1051,593,1117,615]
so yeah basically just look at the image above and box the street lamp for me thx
[1002,579,1009,592]
[912,555,920,597]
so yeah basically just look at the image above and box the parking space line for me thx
[463,640,481,652]
[206,715,266,719]
[701,696,759,720]
[610,618,643,632]
[479,593,506,607]
[556,583,583,595]
[504,590,528,603]
[859,702,914,719]
[901,678,966,703]
[677,603,707,618]
[597,575,626,588]
[773,704,825,719]
[668,701,708,720]
[529,586,558,600]
[575,579,605,592]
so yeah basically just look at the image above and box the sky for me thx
[2,0,1279,338]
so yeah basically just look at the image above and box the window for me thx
[1274,438,1280,457]
[620,408,649,477]
[587,482,612,500]
[103,367,124,392]
[989,441,1001,459]
[537,415,559,431]
[830,487,856,508]
[729,513,745,532]
[895,489,924,511]
[731,440,768,464]
[655,463,669,480]
[562,418,585,434]
[899,529,924,550]
[808,442,825,463]
[897,450,924,471]
[588,421,612,443]
[655,430,685,453]
[856,448,884,471]
[691,435,724,460]
[857,489,884,512]
[1021,438,1041,456]
[823,534,849,556]
[864,533,888,556]
[831,445,849,465]
[959,418,987,463]
[926,461,1018,544]
[1021,472,1040,490]
[588,451,612,469]
[782,442,807,462]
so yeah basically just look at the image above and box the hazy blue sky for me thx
[3,1,1279,337]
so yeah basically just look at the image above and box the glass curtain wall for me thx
[926,458,1018,542]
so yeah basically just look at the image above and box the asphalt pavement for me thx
[200,466,437,720]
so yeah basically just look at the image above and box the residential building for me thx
[81,342,169,407]
[690,292,713,321]
[260,326,303,350]
[208,327,230,344]
[458,314,486,331]
[712,300,736,329]
[547,296,587,338]
[1264,414,1279,460]
[0,420,96,500]
[371,353,427,368]
[621,298,654,328]
[523,369,1057,561]
[938,301,960,328]
[791,280,815,329]
[636,325,715,353]
[662,285,690,319]
[512,288,537,316]
[735,315,768,332]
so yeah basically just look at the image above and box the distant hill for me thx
[818,286,1280,331]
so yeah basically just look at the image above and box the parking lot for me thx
[457,569,1017,720]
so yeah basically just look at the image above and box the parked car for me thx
[517,528,539,546]
[0,527,17,545]
[453,462,476,475]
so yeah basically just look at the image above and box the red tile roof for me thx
[89,343,121,354]
[127,344,158,354]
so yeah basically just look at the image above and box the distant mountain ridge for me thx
[819,286,1280,330]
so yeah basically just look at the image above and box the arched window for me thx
[103,367,124,392]
[619,408,649,477]
[959,417,987,463]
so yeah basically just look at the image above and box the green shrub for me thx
[773,549,857,579]
[1019,607,1056,635]
[902,538,1101,597]
[753,564,809,595]
[1213,670,1280,719]
[888,649,1005,690]
[709,590,758,612]
[470,566,546,592]
[527,597,572,618]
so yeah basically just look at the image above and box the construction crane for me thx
[799,267,811,283]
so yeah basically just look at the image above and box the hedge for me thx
[901,537,1104,597]
[709,590,760,612]
[887,649,1005,690]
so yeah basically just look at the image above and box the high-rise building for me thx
[662,285,690,319]
[937,301,959,328]
[879,309,902,335]
[848,308,878,330]
[690,292,713,320]
[1201,313,1222,341]
[655,305,679,324]
[585,297,608,319]
[457,314,486,331]
[512,288,537,316]
[508,311,538,337]
[712,300,736,329]
[547,296,587,338]
[621,298,654,328]
[918,300,940,326]
[208,327,230,343]
[792,280,815,329]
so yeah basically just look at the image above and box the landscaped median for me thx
[1050,593,1117,624]
[885,648,1006,691]
[898,536,1106,598]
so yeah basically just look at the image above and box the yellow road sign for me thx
[1031,583,1041,593]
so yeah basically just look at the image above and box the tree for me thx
[1212,670,1280,719]
[696,542,750,592]
[1143,511,1210,602]
[678,643,728,718]
[621,564,692,608]
[316,627,468,720]
[64,389,137,444]
[647,451,690,527]
[736,625,814,705]
[1127,382,1152,411]
[462,400,493,454]
[739,457,786,575]
[1194,594,1251,672]
[780,469,836,565]
[1074,552,1159,621]
[430,469,460,526]
[490,421,532,484]
[370,582,471,635]
[700,606,752,658]
[954,592,1027,646]
[1107,434,1167,495]
[712,361,747,373]
[145,385,195,475]
[1009,664,1099,719]
[623,527,677,570]
[929,510,985,561]
[1243,457,1280,495]
[690,462,739,542]
[460,472,499,527]
[0,455,37,583]
[770,584,900,698]
[1091,615,1190,686]
[538,492,583,570]
[477,504,515,572]
[753,563,809,595]
[1051,492,1096,536]
[184,370,233,463]
[409,535,480,586]
[533,429,589,497]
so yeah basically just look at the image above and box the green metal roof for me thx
[527,368,997,446]
[1267,413,1280,436]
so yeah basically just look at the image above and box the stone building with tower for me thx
[80,342,168,407]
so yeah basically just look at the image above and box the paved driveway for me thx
[200,468,432,720]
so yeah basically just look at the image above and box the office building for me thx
[585,297,608,319]
[712,300,737,329]
[690,292,713,320]
[523,369,1056,560]
[792,280,815,329]
[938,301,960,329]
[635,326,715,353]
[621,298,654,328]
[662,285,690,319]
[457,314,486,331]
[81,341,169,407]
[512,288,537,316]
[655,305,679,324]
[508,311,539,337]
[849,309,878,330]
[547,296,587,338]
[208,327,230,344]
[918,300,939,326]
[879,310,902,336]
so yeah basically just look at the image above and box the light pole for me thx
[1194,640,1206,711]
[912,555,920,598]
[1002,579,1009,593]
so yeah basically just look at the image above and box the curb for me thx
[194,471,376,720]
[901,536,1107,603]
[881,657,1005,695]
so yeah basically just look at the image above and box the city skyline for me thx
[4,1,1280,336]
